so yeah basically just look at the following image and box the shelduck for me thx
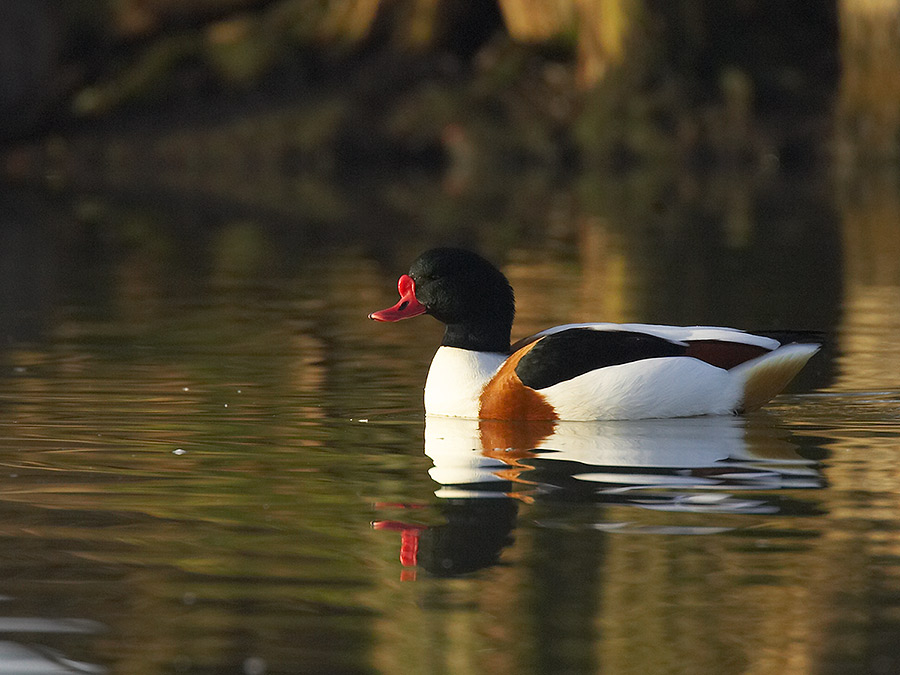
[369,248,820,421]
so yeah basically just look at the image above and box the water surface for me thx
[1,176,899,674]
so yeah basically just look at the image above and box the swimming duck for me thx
[369,248,820,421]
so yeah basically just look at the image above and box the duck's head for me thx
[369,248,515,353]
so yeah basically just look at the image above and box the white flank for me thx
[424,347,506,417]
[541,357,743,420]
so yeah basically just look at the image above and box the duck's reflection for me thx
[376,415,824,577]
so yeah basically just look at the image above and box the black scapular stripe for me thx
[515,328,687,390]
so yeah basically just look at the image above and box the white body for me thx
[423,324,819,421]
[424,347,505,418]
[539,356,741,419]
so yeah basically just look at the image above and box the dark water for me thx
[1,171,899,675]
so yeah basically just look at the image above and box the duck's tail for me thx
[731,337,821,412]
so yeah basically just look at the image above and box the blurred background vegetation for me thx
[0,0,897,243]
[2,1,895,170]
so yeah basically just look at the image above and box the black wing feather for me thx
[515,328,687,390]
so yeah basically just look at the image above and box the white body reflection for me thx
[425,414,822,512]
[376,415,824,577]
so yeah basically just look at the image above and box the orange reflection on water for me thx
[836,170,900,389]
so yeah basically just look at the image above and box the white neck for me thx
[423,347,506,418]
